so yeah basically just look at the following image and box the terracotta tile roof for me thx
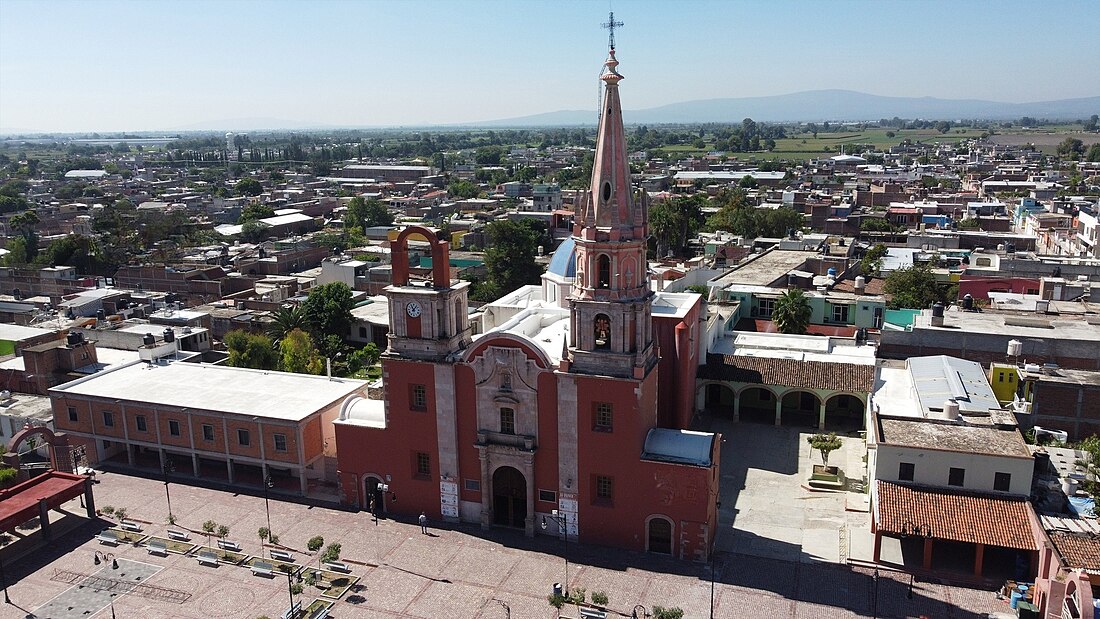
[698,353,875,393]
[1049,531,1100,572]
[875,481,1037,551]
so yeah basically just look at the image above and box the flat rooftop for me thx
[0,323,55,342]
[711,249,818,288]
[912,306,1100,342]
[51,361,367,422]
[877,416,1031,457]
[1020,366,1100,387]
[711,331,876,365]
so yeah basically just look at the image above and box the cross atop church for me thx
[602,11,624,50]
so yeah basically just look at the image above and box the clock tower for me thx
[385,226,472,361]
[567,46,656,379]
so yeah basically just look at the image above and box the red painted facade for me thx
[334,45,718,561]
[958,276,1041,300]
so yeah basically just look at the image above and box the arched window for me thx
[597,254,610,289]
[594,314,611,350]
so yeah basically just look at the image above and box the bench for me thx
[147,540,168,556]
[196,550,219,566]
[251,561,275,577]
[216,539,242,552]
[579,608,607,619]
[167,530,190,542]
[281,601,302,619]
[269,549,294,563]
[307,607,330,619]
[322,561,349,573]
[96,531,119,546]
[119,520,142,532]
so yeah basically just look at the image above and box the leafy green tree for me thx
[1087,143,1100,162]
[345,196,394,231]
[346,343,381,374]
[238,203,275,223]
[649,195,704,258]
[738,175,758,189]
[279,328,323,375]
[860,243,888,277]
[240,220,271,243]
[883,265,944,309]
[474,146,504,165]
[1084,114,1098,132]
[772,288,812,334]
[9,209,39,261]
[302,282,355,341]
[860,218,901,233]
[447,180,480,199]
[266,306,308,344]
[224,330,278,370]
[477,219,545,301]
[807,432,843,468]
[1057,137,1086,160]
[235,177,263,197]
[202,520,217,548]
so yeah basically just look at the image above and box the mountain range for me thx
[474,89,1100,127]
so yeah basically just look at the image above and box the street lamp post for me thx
[285,567,302,618]
[263,475,274,556]
[92,553,119,618]
[540,510,569,596]
[163,457,175,524]
[632,604,648,619]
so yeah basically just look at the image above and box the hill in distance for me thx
[474,89,1100,127]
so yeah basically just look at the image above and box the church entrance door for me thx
[492,466,527,529]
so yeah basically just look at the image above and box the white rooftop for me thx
[51,361,367,422]
[641,428,715,467]
[0,324,55,342]
[711,331,876,365]
[334,395,386,429]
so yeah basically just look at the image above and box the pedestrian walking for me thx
[419,512,428,534]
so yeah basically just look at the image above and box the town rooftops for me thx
[908,355,1002,417]
[0,323,55,342]
[641,428,715,467]
[876,416,1030,457]
[910,306,1100,343]
[50,360,367,422]
[710,249,819,288]
[699,353,875,393]
[874,480,1036,551]
[1040,515,1100,574]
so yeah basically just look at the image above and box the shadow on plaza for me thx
[2,513,107,587]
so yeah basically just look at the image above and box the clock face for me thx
[406,301,422,318]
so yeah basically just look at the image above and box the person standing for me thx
[419,512,428,534]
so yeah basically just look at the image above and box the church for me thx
[334,42,720,561]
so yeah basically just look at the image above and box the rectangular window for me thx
[1008,374,1014,383]
[202,424,214,441]
[136,415,147,432]
[539,489,557,503]
[237,429,251,446]
[994,472,1011,492]
[168,420,181,437]
[102,411,114,427]
[948,467,965,487]
[416,452,431,477]
[464,479,481,492]
[594,402,613,432]
[757,298,776,318]
[596,475,613,501]
[410,384,427,411]
[499,407,516,435]
[68,406,78,422]
[831,304,849,323]
[273,433,287,452]
[898,462,915,482]
[359,327,367,338]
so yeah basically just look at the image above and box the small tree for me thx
[258,527,270,557]
[807,432,843,469]
[202,520,217,548]
[308,535,325,567]
[114,507,128,522]
[653,606,685,619]
[320,542,342,564]
[772,288,812,335]
[591,591,609,606]
[568,587,586,605]
[547,593,566,609]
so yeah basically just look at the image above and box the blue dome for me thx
[546,237,577,278]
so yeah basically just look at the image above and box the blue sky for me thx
[1,0,1098,132]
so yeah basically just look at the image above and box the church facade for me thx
[335,46,719,561]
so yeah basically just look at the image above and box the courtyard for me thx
[0,448,1016,618]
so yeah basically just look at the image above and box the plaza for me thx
[0,424,1016,618]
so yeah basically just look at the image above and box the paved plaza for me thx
[0,431,1017,619]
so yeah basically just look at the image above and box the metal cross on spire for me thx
[602,11,624,50]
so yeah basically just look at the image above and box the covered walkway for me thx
[0,471,95,540]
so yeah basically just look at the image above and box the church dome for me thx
[546,237,577,279]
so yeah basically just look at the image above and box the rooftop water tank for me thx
[163,328,175,343]
[827,267,837,277]
[142,333,156,347]
[1007,339,1023,357]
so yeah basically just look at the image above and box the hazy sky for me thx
[2,0,1098,133]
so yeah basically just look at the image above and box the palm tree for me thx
[772,288,812,335]
[265,305,307,345]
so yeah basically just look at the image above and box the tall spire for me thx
[580,43,643,241]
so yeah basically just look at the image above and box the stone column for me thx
[298,468,308,495]
[479,450,491,530]
[973,543,984,578]
[524,455,536,538]
[818,399,827,430]
[192,453,200,477]
[922,538,934,570]
[774,398,783,426]
[733,393,740,422]
[227,458,235,484]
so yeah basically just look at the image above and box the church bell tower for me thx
[567,41,656,379]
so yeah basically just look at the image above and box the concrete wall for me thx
[874,443,1033,495]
